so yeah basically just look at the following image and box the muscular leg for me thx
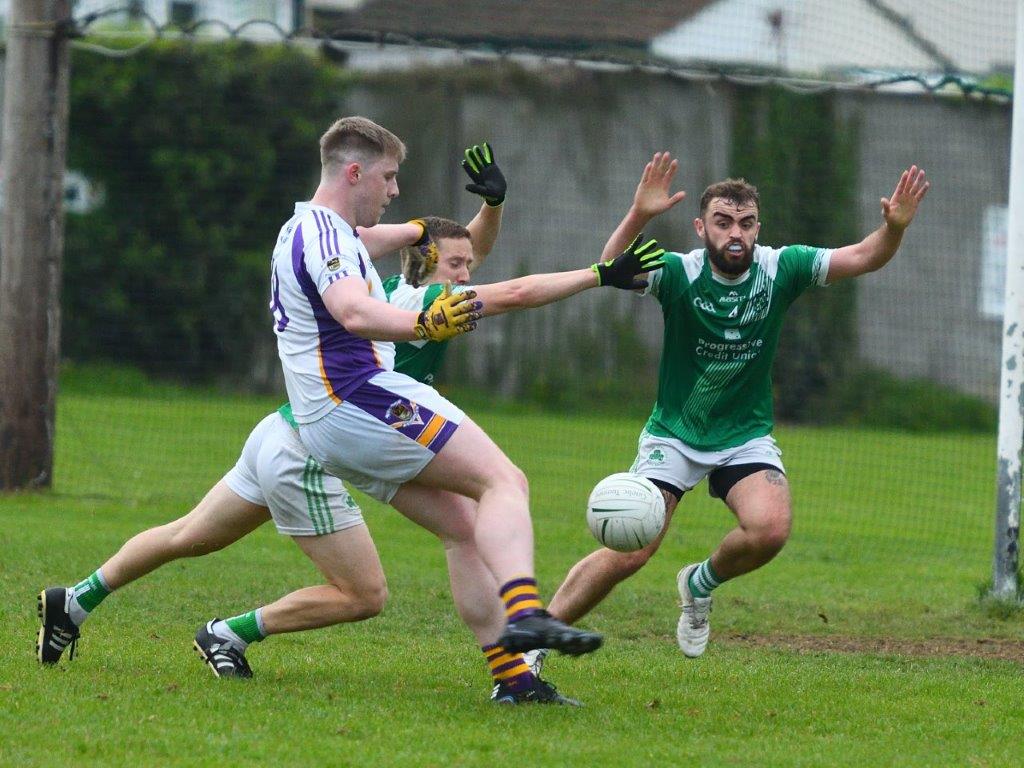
[708,468,791,579]
[412,417,533,586]
[390,484,505,645]
[258,524,388,634]
[547,490,679,624]
[390,484,553,698]
[100,480,270,589]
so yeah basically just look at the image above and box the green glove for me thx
[592,234,666,290]
[462,142,507,206]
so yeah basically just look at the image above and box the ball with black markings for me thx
[586,472,666,552]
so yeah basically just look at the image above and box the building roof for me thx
[311,0,717,51]
[651,0,1015,77]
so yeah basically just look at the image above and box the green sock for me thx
[224,610,266,644]
[688,558,723,599]
[72,570,112,614]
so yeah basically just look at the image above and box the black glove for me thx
[592,234,666,290]
[462,142,507,206]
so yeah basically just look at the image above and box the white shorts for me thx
[223,412,364,537]
[298,370,465,504]
[629,430,785,499]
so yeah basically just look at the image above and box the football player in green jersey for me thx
[531,152,929,666]
[381,215,663,384]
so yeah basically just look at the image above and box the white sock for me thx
[210,619,248,651]
[67,589,89,627]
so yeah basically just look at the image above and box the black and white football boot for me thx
[37,587,80,665]
[193,620,253,679]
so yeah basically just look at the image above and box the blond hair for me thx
[400,216,471,287]
[319,116,406,177]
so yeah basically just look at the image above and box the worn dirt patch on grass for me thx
[720,633,1024,662]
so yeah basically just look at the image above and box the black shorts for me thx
[708,463,783,500]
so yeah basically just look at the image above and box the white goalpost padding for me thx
[992,0,1024,600]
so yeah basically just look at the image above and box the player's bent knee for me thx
[510,464,529,496]
[488,461,528,499]
[765,527,791,553]
[332,580,388,621]
[352,583,388,619]
[754,520,791,554]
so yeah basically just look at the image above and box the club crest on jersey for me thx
[386,399,424,429]
[725,329,741,340]
[326,256,342,271]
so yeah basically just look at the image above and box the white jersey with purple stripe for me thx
[270,202,395,425]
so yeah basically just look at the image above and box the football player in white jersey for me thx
[36,124,657,704]
[271,115,604,668]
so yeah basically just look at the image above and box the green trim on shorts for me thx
[314,461,335,533]
[303,457,331,535]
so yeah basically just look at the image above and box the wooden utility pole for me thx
[0,0,71,489]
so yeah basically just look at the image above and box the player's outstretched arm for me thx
[462,142,507,272]
[600,152,686,262]
[356,220,429,260]
[356,140,507,265]
[471,236,666,317]
[465,203,503,271]
[323,276,481,341]
[827,165,930,283]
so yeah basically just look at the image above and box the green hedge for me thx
[64,41,350,379]
[730,86,860,423]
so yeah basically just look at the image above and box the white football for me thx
[586,472,666,552]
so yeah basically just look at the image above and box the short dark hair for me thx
[319,116,406,176]
[401,216,471,285]
[699,178,759,217]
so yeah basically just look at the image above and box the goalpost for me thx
[992,0,1024,601]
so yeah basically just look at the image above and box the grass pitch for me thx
[1,375,1022,767]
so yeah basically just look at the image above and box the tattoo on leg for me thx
[764,469,787,487]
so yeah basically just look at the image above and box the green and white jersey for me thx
[644,244,832,451]
[382,275,473,385]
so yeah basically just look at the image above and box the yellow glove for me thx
[413,282,482,342]
[405,218,440,287]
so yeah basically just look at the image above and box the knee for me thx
[348,581,388,621]
[483,457,528,497]
[512,465,529,497]
[752,513,791,554]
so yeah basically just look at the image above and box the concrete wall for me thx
[1,45,1005,399]
[336,68,736,396]
[336,69,1010,401]
[837,92,1009,400]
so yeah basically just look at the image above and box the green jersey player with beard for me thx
[528,152,929,671]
